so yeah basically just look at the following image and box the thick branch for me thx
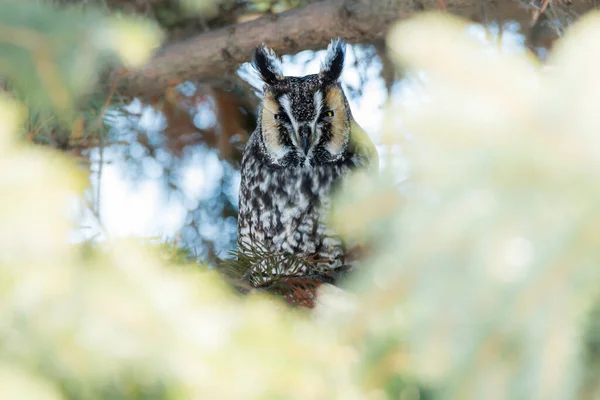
[113,0,415,97]
[114,0,596,98]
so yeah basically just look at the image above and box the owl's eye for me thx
[320,109,334,120]
[274,113,289,122]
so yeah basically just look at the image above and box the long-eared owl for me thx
[237,38,378,280]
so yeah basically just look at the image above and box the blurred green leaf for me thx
[179,0,224,17]
[0,0,162,122]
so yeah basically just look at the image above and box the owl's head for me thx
[252,38,352,166]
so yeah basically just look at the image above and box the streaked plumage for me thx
[237,38,377,280]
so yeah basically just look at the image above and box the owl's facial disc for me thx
[255,38,349,164]
[261,83,348,164]
[277,89,327,156]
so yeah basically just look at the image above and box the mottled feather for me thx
[238,38,377,281]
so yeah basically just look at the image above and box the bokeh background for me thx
[2,0,600,398]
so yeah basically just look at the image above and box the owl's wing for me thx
[343,120,379,273]
[349,118,379,172]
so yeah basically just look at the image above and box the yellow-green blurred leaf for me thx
[0,0,162,120]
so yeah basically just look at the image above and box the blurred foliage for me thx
[3,0,600,398]
[328,11,600,399]
[178,0,222,17]
[0,0,162,120]
[218,242,342,308]
[0,91,366,398]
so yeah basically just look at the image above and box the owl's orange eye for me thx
[274,114,281,120]
[326,111,334,117]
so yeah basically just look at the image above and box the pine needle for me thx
[215,241,354,307]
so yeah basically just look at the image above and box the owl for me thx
[237,38,378,283]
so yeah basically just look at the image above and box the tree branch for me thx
[113,0,596,99]
[112,0,410,97]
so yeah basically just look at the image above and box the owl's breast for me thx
[238,155,348,267]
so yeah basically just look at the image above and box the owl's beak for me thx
[299,125,311,154]
[302,136,310,154]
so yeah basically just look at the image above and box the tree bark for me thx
[114,0,597,98]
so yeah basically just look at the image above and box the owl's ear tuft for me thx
[252,44,283,86]
[319,38,346,85]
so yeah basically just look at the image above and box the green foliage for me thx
[3,1,600,398]
[0,1,97,118]
[147,239,205,266]
[217,242,342,308]
[219,241,323,284]
[0,0,162,121]
[328,12,600,398]
[178,0,225,18]
[251,0,302,13]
